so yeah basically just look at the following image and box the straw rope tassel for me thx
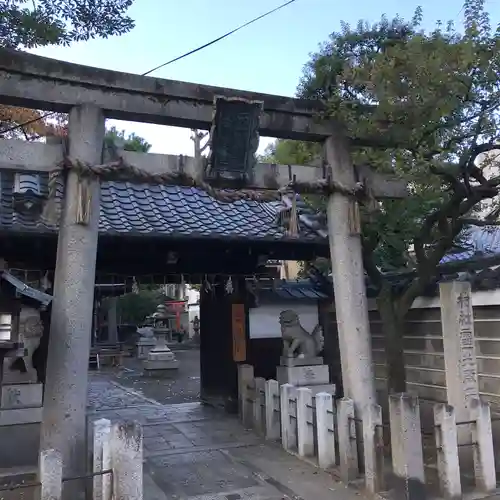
[75,176,92,225]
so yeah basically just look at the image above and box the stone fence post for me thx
[389,393,426,500]
[297,387,314,458]
[363,403,385,494]
[111,421,143,500]
[315,392,336,469]
[253,377,266,435]
[280,384,297,452]
[265,379,281,441]
[40,448,62,500]
[237,364,254,428]
[337,397,358,483]
[434,404,461,500]
[93,418,112,500]
[470,398,496,493]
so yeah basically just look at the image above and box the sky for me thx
[30,0,500,157]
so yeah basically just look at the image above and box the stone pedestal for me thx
[143,334,179,377]
[276,357,335,396]
[137,337,156,360]
[0,382,43,467]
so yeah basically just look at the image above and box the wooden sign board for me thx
[232,303,247,362]
[208,96,262,182]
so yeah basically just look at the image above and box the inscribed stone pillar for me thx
[40,105,104,487]
[439,281,479,462]
[324,135,375,410]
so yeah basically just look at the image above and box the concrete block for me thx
[0,422,40,467]
[276,364,330,386]
[1,383,43,409]
[280,384,297,452]
[253,377,266,435]
[471,398,496,493]
[363,403,385,494]
[315,392,336,469]
[0,407,42,425]
[146,350,175,362]
[389,393,426,500]
[433,404,461,499]
[296,387,314,458]
[39,449,62,500]
[337,398,358,483]
[142,359,179,371]
[265,379,281,441]
[111,421,143,500]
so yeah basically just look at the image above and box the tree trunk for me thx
[376,287,407,394]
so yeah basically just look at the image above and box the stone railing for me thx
[238,364,498,499]
[2,418,144,500]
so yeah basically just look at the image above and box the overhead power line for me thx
[141,0,298,76]
[0,0,299,136]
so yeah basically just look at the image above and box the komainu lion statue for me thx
[279,309,324,358]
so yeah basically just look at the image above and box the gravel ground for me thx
[106,347,201,405]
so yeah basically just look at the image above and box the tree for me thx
[267,0,500,393]
[0,0,135,49]
[0,106,57,138]
[0,0,137,138]
[114,287,166,325]
[104,126,152,153]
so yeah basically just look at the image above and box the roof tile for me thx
[0,172,325,243]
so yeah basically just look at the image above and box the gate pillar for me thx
[324,135,376,411]
[40,104,104,492]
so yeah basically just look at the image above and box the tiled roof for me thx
[0,171,326,243]
[256,279,330,301]
[440,226,500,264]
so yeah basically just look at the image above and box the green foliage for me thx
[0,0,135,49]
[114,287,165,325]
[261,140,321,166]
[104,126,152,153]
[267,1,500,392]
[270,0,500,284]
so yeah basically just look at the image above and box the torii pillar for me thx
[325,135,376,411]
[40,105,104,489]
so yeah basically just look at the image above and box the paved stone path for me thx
[87,373,366,500]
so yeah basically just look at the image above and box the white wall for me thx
[186,286,200,305]
[249,304,319,339]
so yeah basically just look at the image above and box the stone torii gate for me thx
[0,49,407,478]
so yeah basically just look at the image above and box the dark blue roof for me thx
[440,226,500,264]
[254,279,329,302]
[0,171,326,243]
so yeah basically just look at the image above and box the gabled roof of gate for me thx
[0,171,328,244]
